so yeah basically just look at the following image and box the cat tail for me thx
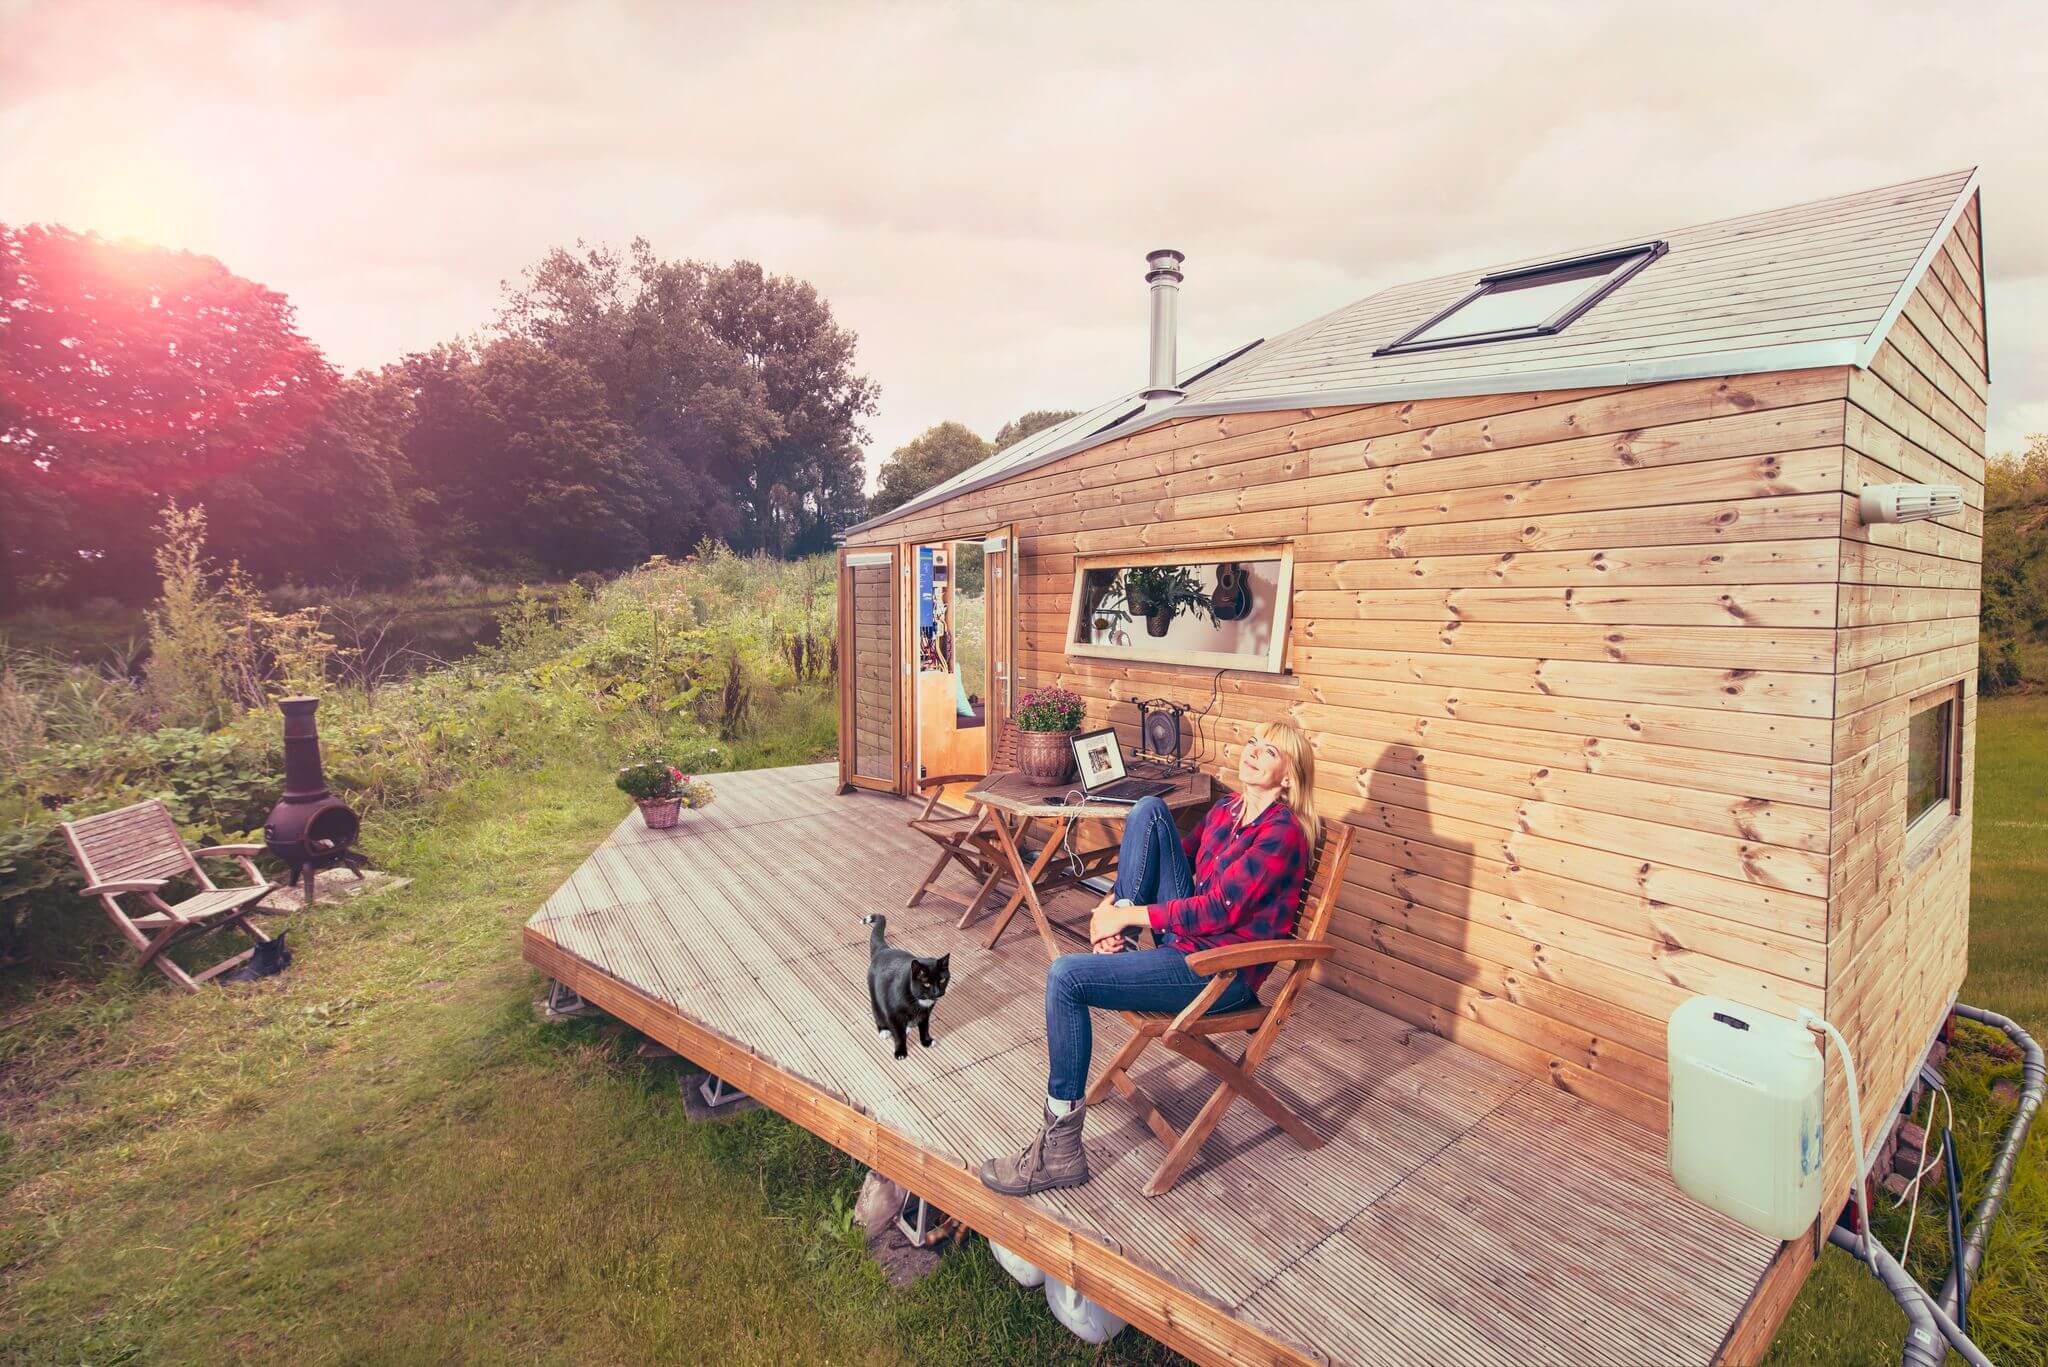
[862,913,887,950]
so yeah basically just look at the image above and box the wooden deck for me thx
[523,764,1784,1366]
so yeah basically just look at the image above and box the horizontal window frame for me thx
[1374,240,1669,358]
[1063,542,1295,675]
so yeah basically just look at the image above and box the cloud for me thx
[3,0,2042,469]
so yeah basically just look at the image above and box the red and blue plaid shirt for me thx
[1146,793,1310,993]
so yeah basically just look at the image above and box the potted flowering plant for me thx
[1013,685,1085,784]
[616,757,717,830]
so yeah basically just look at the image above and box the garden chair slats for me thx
[61,798,279,993]
[903,723,1020,917]
[1083,821,1355,1197]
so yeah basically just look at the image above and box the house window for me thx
[1375,241,1667,357]
[1906,691,1959,834]
[1066,544,1294,674]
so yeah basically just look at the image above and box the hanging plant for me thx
[1109,565,1213,637]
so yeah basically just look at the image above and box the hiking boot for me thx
[978,1104,1090,1195]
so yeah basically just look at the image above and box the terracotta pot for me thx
[637,797,684,830]
[1015,728,1077,784]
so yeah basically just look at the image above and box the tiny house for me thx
[838,167,1987,1260]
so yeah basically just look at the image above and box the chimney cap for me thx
[1145,248,1185,282]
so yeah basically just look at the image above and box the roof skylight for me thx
[1375,241,1667,357]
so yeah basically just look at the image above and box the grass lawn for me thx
[0,713,1178,1365]
[2,698,2042,1364]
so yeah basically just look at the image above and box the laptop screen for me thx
[1070,728,1128,791]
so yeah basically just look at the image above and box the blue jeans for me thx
[1045,797,1257,1101]
[1111,795,1196,909]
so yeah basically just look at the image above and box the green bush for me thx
[1,539,839,977]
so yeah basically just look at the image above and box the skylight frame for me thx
[1374,240,1669,357]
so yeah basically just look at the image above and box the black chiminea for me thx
[263,696,366,905]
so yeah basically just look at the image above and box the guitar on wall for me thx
[1210,562,1252,622]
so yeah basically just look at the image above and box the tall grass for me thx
[0,535,839,982]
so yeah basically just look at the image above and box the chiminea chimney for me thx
[1142,248,1185,402]
[276,696,332,803]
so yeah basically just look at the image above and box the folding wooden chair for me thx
[61,798,279,993]
[904,722,1018,911]
[1084,821,1355,1197]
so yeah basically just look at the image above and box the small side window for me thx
[1905,691,1958,834]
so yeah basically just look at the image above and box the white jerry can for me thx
[1667,996,1827,1240]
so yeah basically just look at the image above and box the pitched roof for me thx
[848,168,1979,536]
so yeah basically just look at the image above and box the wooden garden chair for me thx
[1083,822,1355,1197]
[904,722,1019,915]
[60,798,279,993]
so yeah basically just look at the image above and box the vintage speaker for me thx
[1135,698,1188,765]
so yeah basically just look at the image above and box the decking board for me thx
[524,764,1782,1366]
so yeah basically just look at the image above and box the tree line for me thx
[866,410,1078,520]
[0,227,878,608]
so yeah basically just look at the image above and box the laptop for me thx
[1069,727,1174,803]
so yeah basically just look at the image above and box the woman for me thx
[979,719,1320,1196]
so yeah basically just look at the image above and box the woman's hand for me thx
[1089,898,1143,947]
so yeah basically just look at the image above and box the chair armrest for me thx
[196,845,268,888]
[914,773,986,791]
[1184,939,1333,977]
[81,879,170,897]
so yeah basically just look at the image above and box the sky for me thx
[4,0,2045,484]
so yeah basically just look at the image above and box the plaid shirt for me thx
[1147,793,1310,993]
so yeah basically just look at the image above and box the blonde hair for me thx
[1250,719,1320,851]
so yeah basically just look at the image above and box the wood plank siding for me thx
[808,173,1988,1361]
[846,368,1856,1134]
[1820,199,1985,1216]
[847,184,1985,1220]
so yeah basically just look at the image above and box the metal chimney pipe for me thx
[1142,248,1185,401]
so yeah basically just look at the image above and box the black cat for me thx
[218,933,291,984]
[861,914,949,1059]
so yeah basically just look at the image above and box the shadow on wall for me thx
[1346,743,1479,1061]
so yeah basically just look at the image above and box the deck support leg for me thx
[541,978,600,1020]
[699,1073,747,1108]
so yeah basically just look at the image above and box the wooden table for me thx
[961,768,1214,960]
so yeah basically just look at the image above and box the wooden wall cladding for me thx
[1819,200,1985,1216]
[846,198,1984,1155]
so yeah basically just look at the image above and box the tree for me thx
[0,224,334,606]
[201,367,423,586]
[868,421,991,518]
[497,241,876,561]
[1981,433,2048,692]
[700,261,878,555]
[991,408,1078,451]
[401,338,648,576]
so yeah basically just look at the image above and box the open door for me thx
[984,525,1016,739]
[903,527,1017,811]
[838,547,901,794]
